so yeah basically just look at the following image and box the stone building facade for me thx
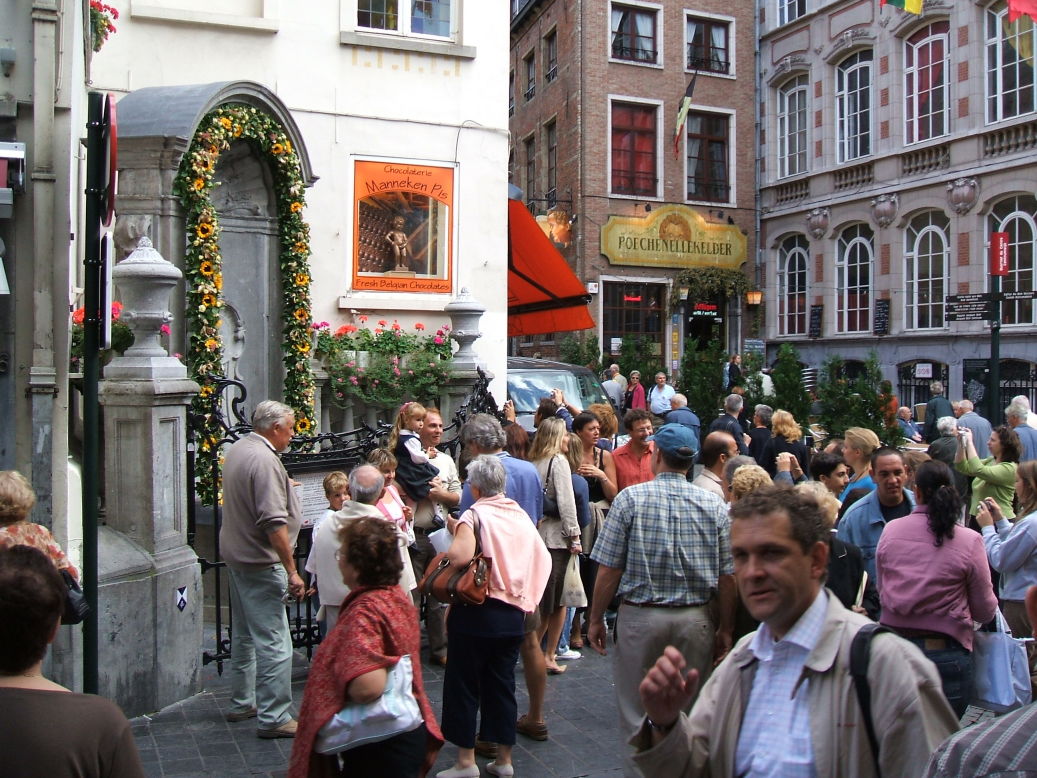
[758,0,1037,412]
[510,0,758,371]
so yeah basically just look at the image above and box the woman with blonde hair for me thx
[760,410,809,480]
[839,427,881,502]
[527,417,581,674]
[976,459,1037,695]
[728,464,771,502]
[0,471,78,581]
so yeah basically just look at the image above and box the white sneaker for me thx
[556,649,582,660]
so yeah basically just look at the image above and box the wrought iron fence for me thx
[187,370,500,672]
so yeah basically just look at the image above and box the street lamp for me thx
[746,289,762,306]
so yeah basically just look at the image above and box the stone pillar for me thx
[443,288,491,419]
[98,237,202,716]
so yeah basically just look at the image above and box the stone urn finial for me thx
[106,237,187,380]
[444,287,485,372]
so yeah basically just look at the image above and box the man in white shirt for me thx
[648,372,676,425]
[631,486,957,777]
[306,465,416,630]
[408,408,461,666]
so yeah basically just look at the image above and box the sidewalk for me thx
[131,645,625,777]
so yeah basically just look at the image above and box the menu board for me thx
[873,299,890,336]
[809,305,823,339]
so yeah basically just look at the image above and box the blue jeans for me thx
[905,636,972,718]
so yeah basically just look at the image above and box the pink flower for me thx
[434,336,443,345]
[393,368,401,377]
[310,321,329,330]
[414,322,425,331]
[391,320,401,331]
[358,314,368,323]
[350,377,358,385]
[378,319,388,327]
[111,301,124,321]
[374,328,383,335]
[160,324,171,335]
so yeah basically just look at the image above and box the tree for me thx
[619,334,664,386]
[739,349,772,419]
[770,343,812,425]
[816,351,900,445]
[680,337,726,423]
[559,333,601,372]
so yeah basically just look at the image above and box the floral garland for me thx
[173,104,316,459]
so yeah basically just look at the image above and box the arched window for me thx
[986,2,1036,122]
[990,195,1037,325]
[777,234,809,335]
[777,75,808,178]
[836,224,873,333]
[905,21,950,143]
[905,211,949,330]
[836,51,872,162]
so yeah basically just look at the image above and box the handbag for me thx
[61,569,89,625]
[971,609,1032,713]
[560,554,587,608]
[419,511,492,606]
[314,654,423,754]
[542,458,560,518]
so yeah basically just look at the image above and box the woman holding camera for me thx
[956,425,1021,520]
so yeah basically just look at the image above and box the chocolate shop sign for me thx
[600,204,746,270]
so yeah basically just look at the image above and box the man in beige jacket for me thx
[632,486,958,777]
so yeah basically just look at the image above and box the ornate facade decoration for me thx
[946,177,979,215]
[870,194,899,228]
[806,207,831,239]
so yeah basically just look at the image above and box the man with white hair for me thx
[927,416,969,495]
[220,400,305,738]
[666,393,701,452]
[1012,394,1037,429]
[601,365,625,412]
[923,381,954,443]
[955,399,992,458]
[1006,403,1037,462]
[610,363,628,393]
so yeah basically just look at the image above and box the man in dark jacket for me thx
[923,381,954,443]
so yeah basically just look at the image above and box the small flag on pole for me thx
[672,72,698,160]
[880,0,922,13]
[1007,0,1037,22]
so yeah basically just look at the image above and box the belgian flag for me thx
[879,0,921,13]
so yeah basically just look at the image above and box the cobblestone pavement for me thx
[131,644,625,777]
[130,638,996,777]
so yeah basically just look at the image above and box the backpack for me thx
[850,622,892,777]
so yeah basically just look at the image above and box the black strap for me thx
[850,622,891,776]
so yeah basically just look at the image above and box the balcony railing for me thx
[687,45,729,74]
[612,41,658,64]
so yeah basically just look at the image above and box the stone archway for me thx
[113,81,317,407]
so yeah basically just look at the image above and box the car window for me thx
[508,371,583,414]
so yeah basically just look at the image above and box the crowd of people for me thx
[8,372,1037,776]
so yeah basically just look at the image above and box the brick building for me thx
[758,0,1037,413]
[510,0,758,373]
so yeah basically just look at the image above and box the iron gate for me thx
[186,371,500,672]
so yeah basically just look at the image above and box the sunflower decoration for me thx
[174,103,315,503]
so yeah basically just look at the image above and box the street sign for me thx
[945,293,994,304]
[945,311,992,321]
[991,232,1009,276]
[1001,290,1037,300]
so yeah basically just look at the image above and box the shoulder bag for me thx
[541,457,560,518]
[971,609,1032,713]
[314,654,423,754]
[61,569,89,625]
[418,510,492,606]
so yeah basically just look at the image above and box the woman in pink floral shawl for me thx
[289,518,442,778]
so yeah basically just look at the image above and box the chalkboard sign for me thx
[873,299,890,336]
[809,305,823,339]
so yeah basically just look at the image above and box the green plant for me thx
[680,337,726,423]
[559,334,601,371]
[668,267,750,311]
[619,334,664,386]
[739,350,771,414]
[816,351,900,445]
[316,318,454,408]
[770,343,812,425]
[70,301,134,371]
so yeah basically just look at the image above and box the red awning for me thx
[508,199,594,337]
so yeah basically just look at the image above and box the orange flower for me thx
[271,143,285,155]
[199,260,215,277]
[202,293,217,307]
[204,338,219,351]
[219,117,232,130]
[295,341,310,353]
[293,308,308,323]
[295,417,312,433]
[294,273,309,286]
[233,125,242,137]
[72,307,85,325]
[294,240,308,253]
[199,384,214,398]
[197,222,215,239]
[193,178,205,191]
[290,201,303,213]
[213,273,223,290]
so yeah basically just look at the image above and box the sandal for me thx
[516,714,549,741]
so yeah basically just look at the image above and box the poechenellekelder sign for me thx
[600,205,746,269]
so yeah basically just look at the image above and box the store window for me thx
[778,0,806,26]
[905,22,949,144]
[777,234,809,336]
[836,51,872,163]
[686,15,729,74]
[990,195,1037,325]
[544,31,558,82]
[836,224,872,334]
[358,0,451,38]
[611,3,658,64]
[602,281,666,358]
[686,111,730,203]
[352,160,453,293]
[611,101,658,197]
[905,211,949,330]
[545,120,557,206]
[777,75,808,178]
[986,3,1036,123]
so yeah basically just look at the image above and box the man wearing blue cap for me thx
[588,424,735,764]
